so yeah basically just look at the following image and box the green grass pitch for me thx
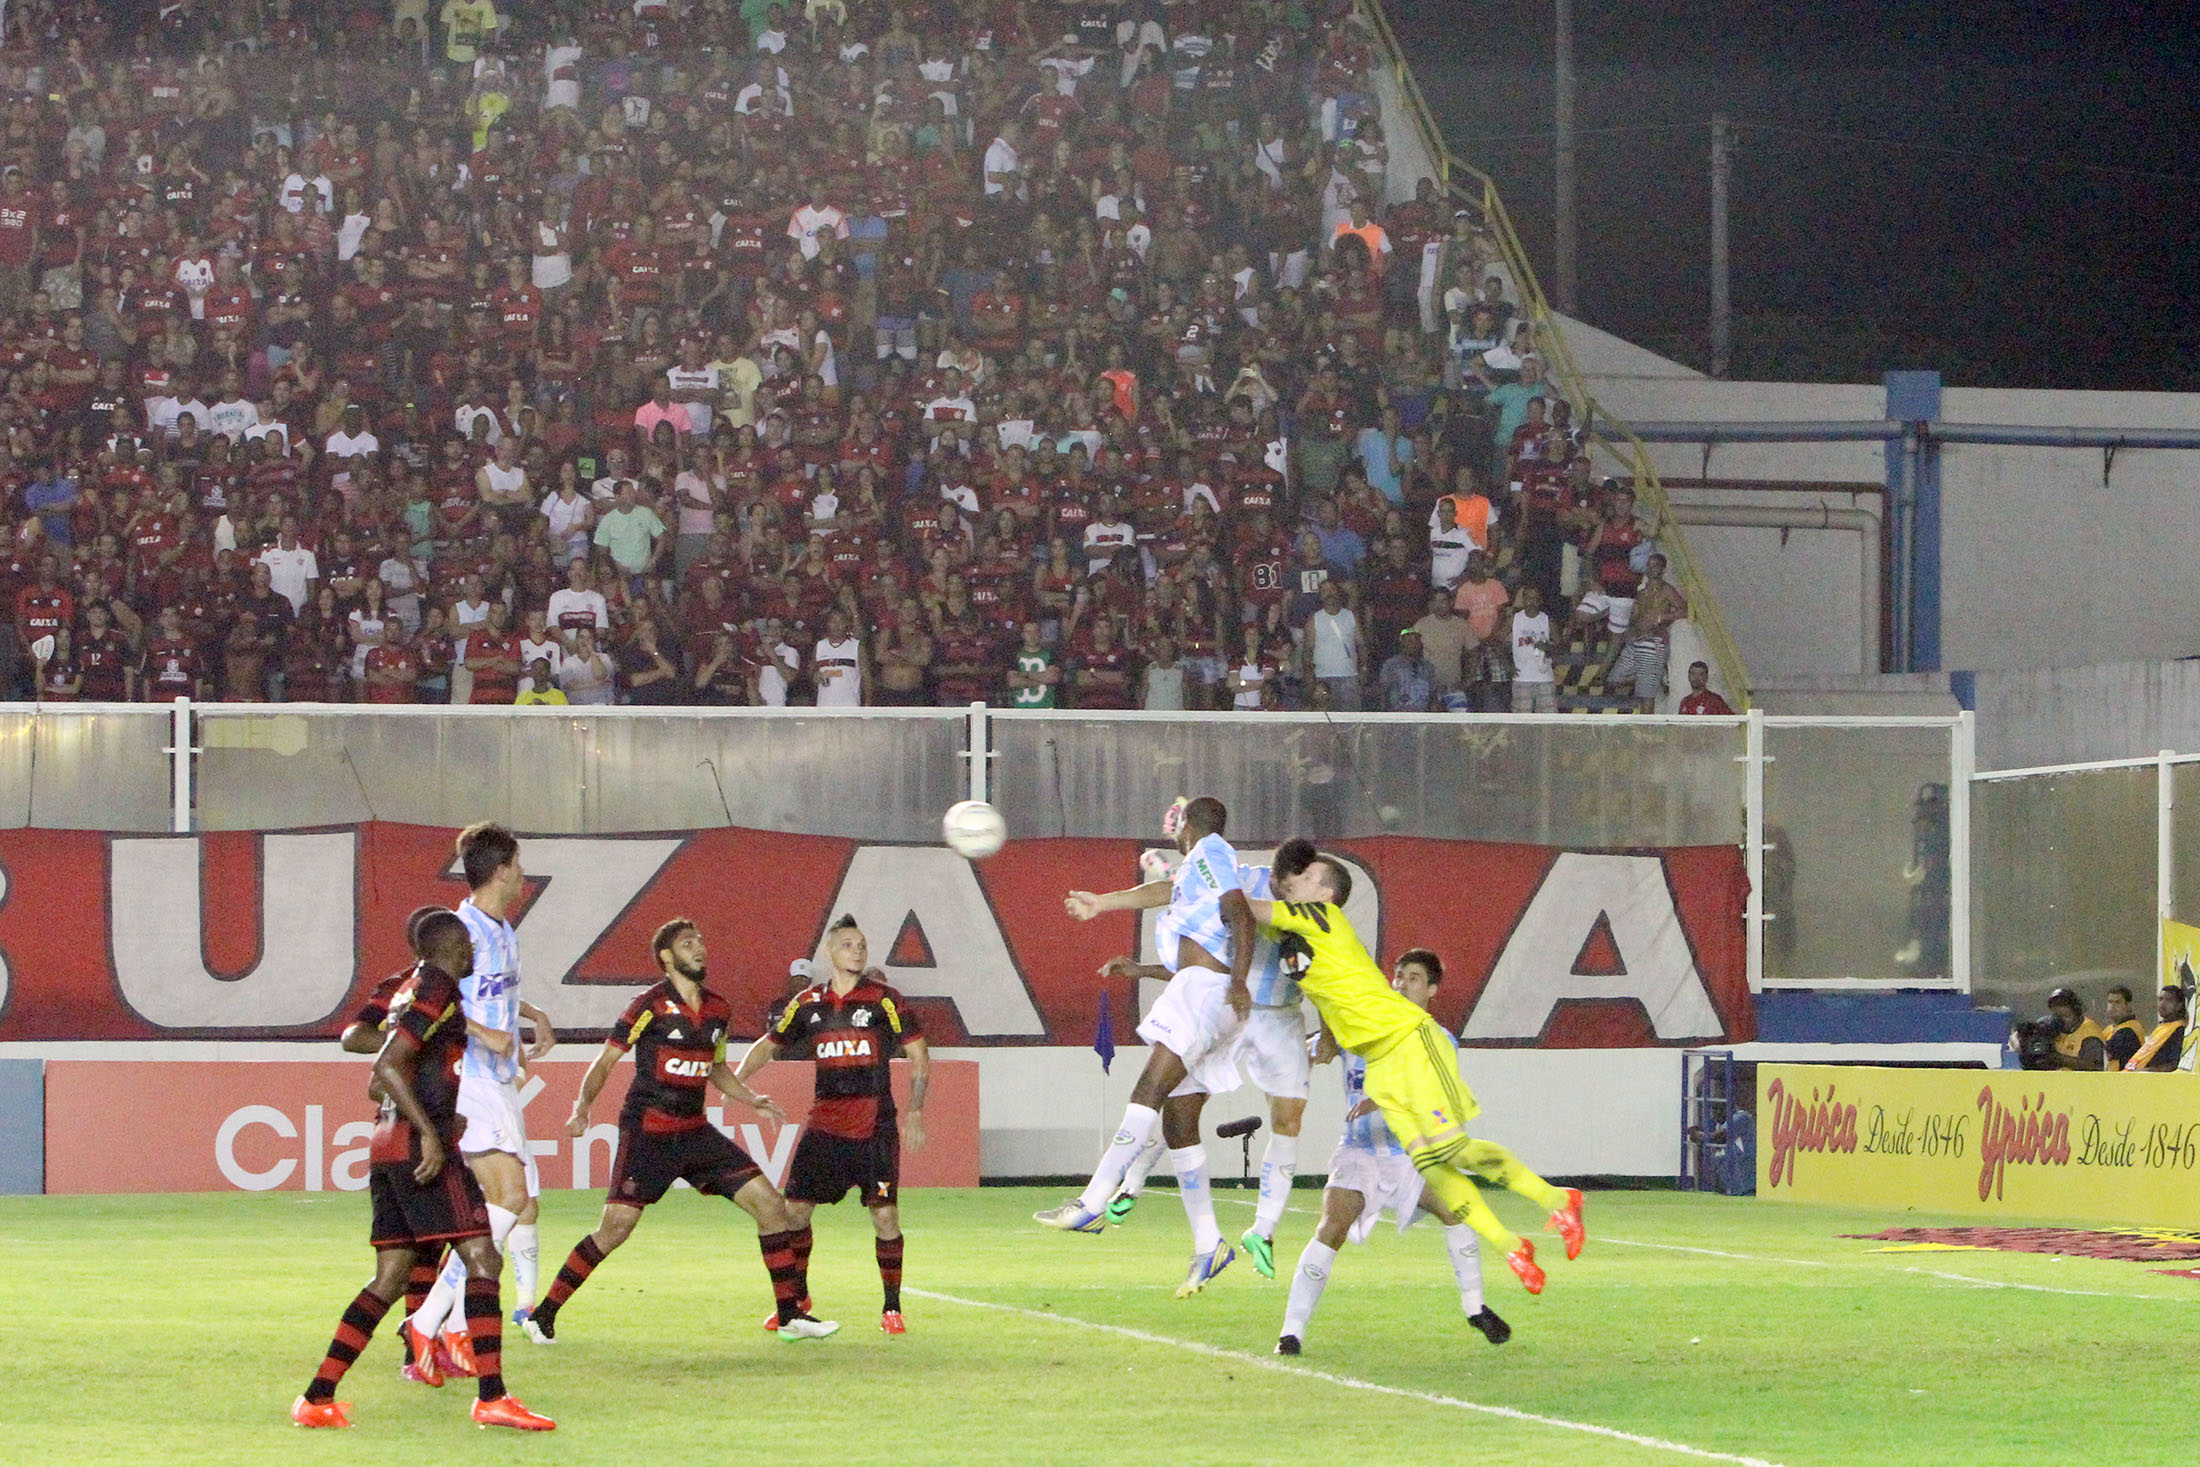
[0,1185,2188,1466]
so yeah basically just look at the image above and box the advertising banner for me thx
[1757,1063,2200,1227]
[44,1058,977,1196]
[0,824,1750,1049]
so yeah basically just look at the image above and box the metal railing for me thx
[1357,0,1754,706]
[0,698,1971,994]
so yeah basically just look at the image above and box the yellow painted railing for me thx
[1357,0,1752,705]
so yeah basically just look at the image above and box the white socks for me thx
[412,1250,466,1338]
[510,1222,540,1313]
[1252,1134,1299,1237]
[1077,1103,1161,1212]
[412,1203,518,1337]
[1169,1145,1223,1254]
[1445,1223,1485,1315]
[1282,1239,1336,1340]
[1122,1135,1165,1198]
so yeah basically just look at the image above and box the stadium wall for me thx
[1570,359,2200,691]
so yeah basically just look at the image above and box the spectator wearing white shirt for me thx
[253,516,319,613]
[205,382,259,442]
[665,342,721,435]
[1082,495,1137,576]
[539,466,595,563]
[922,367,977,435]
[787,195,849,261]
[544,556,610,648]
[324,404,380,465]
[1303,579,1364,711]
[518,607,566,690]
[983,121,1023,199]
[1427,496,1475,590]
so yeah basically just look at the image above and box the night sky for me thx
[1389,1,2200,390]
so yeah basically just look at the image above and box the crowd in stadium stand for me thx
[0,0,1678,712]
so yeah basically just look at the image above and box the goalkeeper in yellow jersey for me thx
[1221,839,1584,1294]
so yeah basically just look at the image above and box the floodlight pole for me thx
[1710,116,1732,378]
[1553,0,1578,314]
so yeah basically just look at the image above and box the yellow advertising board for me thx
[1757,1064,2200,1227]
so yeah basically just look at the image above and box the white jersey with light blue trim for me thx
[1237,865,1302,1008]
[1339,1051,1407,1156]
[456,897,523,1084]
[1154,831,1243,973]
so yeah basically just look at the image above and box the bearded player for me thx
[527,919,839,1342]
[1277,948,1509,1355]
[1225,841,1585,1295]
[1037,795,1256,1300]
[290,908,553,1431]
[735,914,929,1334]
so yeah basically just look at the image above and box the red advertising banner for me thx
[0,824,1750,1048]
[44,1059,977,1195]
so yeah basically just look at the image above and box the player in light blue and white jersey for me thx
[1276,949,1509,1356]
[405,823,562,1357]
[1096,856,1317,1282]
[1037,796,1255,1299]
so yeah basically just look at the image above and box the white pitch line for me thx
[1900,1265,2188,1301]
[1598,1237,1833,1268]
[1205,1193,2200,1300]
[907,1287,1787,1467]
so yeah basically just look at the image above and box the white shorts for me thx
[1231,1004,1311,1100]
[456,1074,541,1198]
[1326,1142,1428,1243]
[1139,965,1246,1099]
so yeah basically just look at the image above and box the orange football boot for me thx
[1505,1238,1545,1295]
[1549,1188,1586,1261]
[472,1395,556,1431]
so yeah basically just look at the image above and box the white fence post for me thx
[2159,748,2176,990]
[967,702,992,805]
[1950,710,1974,994]
[1744,707,1765,992]
[167,697,193,834]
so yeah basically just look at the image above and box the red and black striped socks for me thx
[538,1235,605,1322]
[759,1229,804,1324]
[876,1234,904,1313]
[399,1253,442,1364]
[463,1276,505,1403]
[304,1288,390,1403]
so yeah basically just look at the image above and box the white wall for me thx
[1562,351,2200,681]
[947,1045,1683,1179]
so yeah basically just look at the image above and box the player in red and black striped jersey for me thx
[530,920,839,1344]
[291,909,554,1432]
[338,949,448,1384]
[734,914,929,1335]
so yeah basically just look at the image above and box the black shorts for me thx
[784,1123,900,1207]
[369,1158,491,1251]
[607,1120,764,1207]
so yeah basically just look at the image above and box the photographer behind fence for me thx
[2014,987,2104,1071]
[2122,987,2188,1072]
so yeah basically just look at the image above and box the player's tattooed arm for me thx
[566,1040,623,1137]
[902,1036,929,1153]
[1064,879,1173,921]
[372,1027,447,1185]
[708,1062,786,1125]
[732,1033,783,1086]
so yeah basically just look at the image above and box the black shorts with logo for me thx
[608,1120,764,1207]
[784,1123,900,1207]
[369,1156,492,1250]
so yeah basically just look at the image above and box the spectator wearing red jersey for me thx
[1678,662,1735,716]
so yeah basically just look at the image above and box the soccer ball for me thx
[942,800,1008,860]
